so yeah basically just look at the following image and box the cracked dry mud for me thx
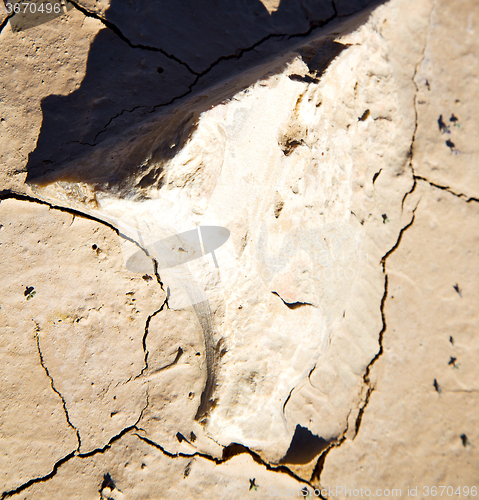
[0,0,478,498]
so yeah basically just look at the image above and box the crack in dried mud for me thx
[0,193,290,493]
[0,173,332,495]
[135,434,315,490]
[309,3,437,483]
[1,1,454,493]
[137,300,169,378]
[33,320,82,451]
[68,0,347,145]
[414,176,479,203]
[1,396,150,498]
[67,0,197,75]
[309,209,419,489]
[310,0,479,486]
[0,451,76,499]
[0,192,119,235]
[79,393,149,458]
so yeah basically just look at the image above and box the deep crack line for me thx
[134,434,316,489]
[92,104,156,143]
[137,300,168,378]
[380,208,418,272]
[355,206,418,428]
[152,258,170,309]
[310,208,419,489]
[1,404,149,497]
[83,2,347,145]
[407,0,438,185]
[0,451,76,500]
[310,412,351,487]
[92,81,198,143]
[0,191,154,256]
[33,320,82,451]
[73,391,149,458]
[188,2,339,84]
[0,191,119,234]
[1,323,80,499]
[67,0,198,76]
[414,176,479,203]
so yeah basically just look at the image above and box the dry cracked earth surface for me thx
[0,0,478,498]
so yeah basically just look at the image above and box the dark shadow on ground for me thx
[280,424,330,464]
[26,0,385,193]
